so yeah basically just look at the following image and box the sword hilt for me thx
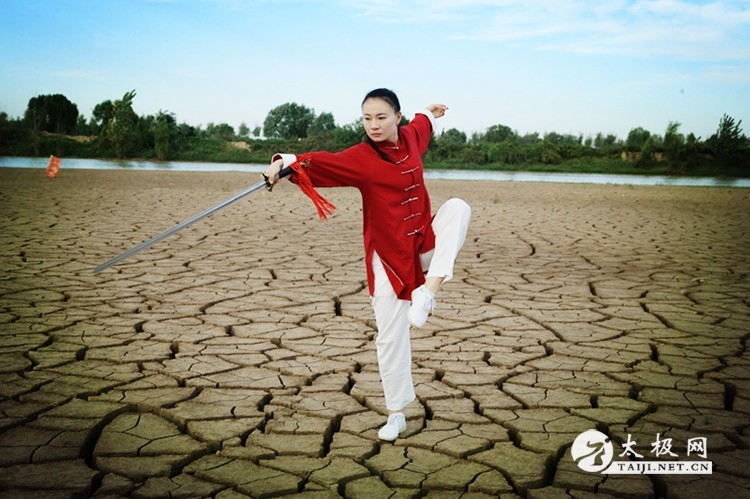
[263,165,293,192]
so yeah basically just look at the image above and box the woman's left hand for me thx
[427,104,448,119]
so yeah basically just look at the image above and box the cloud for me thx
[336,0,750,61]
[702,63,750,83]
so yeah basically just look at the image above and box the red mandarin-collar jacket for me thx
[274,111,436,300]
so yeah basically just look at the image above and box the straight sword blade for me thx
[94,178,269,273]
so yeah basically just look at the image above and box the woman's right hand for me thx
[263,158,284,189]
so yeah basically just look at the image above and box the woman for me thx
[264,88,471,441]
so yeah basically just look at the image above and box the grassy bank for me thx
[2,129,747,178]
[425,158,742,177]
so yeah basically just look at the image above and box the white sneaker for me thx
[408,285,436,328]
[377,413,406,441]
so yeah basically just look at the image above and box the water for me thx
[425,169,750,188]
[2,156,748,188]
[0,156,261,173]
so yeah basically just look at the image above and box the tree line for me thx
[1,91,748,176]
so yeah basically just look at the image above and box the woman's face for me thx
[362,98,402,144]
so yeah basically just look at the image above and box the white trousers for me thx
[371,198,471,411]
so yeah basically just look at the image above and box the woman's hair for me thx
[362,88,401,113]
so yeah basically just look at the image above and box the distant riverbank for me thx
[2,156,749,187]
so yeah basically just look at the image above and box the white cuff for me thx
[272,153,298,167]
[415,110,437,134]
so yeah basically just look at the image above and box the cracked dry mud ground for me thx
[0,167,748,499]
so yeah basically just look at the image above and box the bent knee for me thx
[446,198,472,220]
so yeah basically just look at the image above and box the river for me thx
[2,156,748,188]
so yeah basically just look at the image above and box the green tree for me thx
[460,144,487,164]
[534,141,563,164]
[107,90,138,158]
[642,136,656,165]
[544,132,582,147]
[206,122,235,140]
[431,128,468,161]
[475,124,514,143]
[263,102,315,139]
[24,96,46,134]
[663,121,685,163]
[438,128,467,145]
[519,132,541,146]
[238,122,249,137]
[153,111,176,160]
[23,94,79,134]
[73,115,89,135]
[47,94,79,134]
[625,127,651,151]
[594,132,619,151]
[331,119,364,149]
[708,114,748,169]
[487,140,522,164]
[92,100,114,134]
[309,112,336,136]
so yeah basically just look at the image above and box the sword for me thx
[93,167,291,273]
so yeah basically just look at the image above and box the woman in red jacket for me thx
[265,88,471,441]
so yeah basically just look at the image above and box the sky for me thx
[2,0,749,141]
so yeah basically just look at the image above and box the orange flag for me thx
[46,155,61,178]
